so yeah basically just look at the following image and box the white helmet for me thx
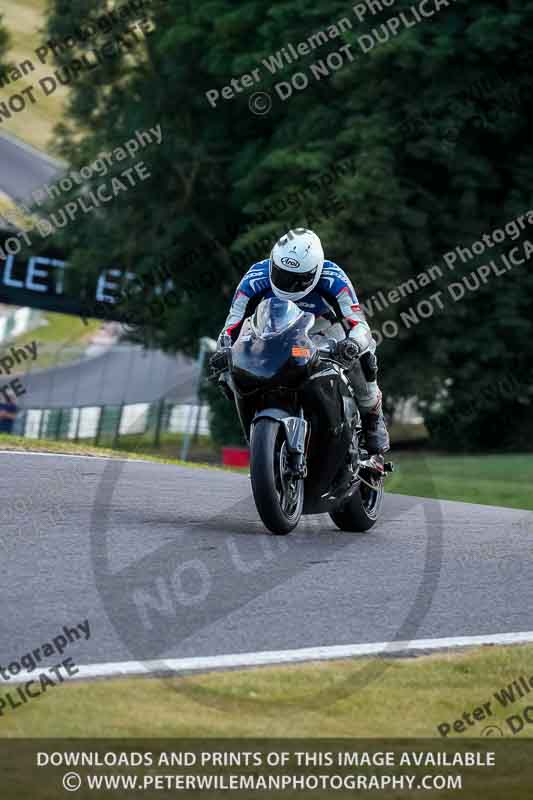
[269,228,324,302]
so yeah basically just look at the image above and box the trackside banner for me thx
[0,228,147,321]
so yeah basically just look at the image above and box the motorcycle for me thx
[211,297,393,535]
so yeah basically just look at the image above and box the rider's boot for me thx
[347,353,390,472]
[360,405,390,474]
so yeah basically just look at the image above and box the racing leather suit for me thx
[219,259,390,454]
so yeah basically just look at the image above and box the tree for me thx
[41,0,533,448]
[203,381,245,448]
[0,14,9,61]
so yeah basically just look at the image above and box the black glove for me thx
[208,348,231,383]
[335,338,360,366]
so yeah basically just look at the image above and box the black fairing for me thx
[300,367,357,513]
[227,297,359,515]
[231,303,317,394]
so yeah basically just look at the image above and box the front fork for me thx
[280,410,308,479]
[252,408,308,479]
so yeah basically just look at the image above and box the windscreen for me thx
[252,298,303,338]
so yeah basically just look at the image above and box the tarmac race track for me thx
[1,450,532,677]
[0,132,63,202]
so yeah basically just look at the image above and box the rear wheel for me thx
[250,418,304,535]
[330,476,384,532]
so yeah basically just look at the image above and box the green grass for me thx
[4,650,533,800]
[6,311,101,370]
[0,432,228,471]
[387,452,533,511]
[0,435,531,511]
[2,644,533,738]
[1,0,69,151]
[0,191,34,229]
[103,431,218,462]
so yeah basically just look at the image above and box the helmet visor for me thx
[271,261,318,294]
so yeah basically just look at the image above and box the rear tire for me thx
[250,418,304,535]
[330,479,384,532]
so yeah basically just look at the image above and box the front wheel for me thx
[329,477,384,532]
[250,418,304,535]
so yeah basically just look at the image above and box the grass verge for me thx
[1,436,531,511]
[102,431,219,463]
[2,644,533,737]
[0,190,35,229]
[1,0,68,150]
[6,311,102,370]
[0,432,225,470]
[386,452,533,511]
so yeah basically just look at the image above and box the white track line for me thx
[67,631,533,682]
[0,449,159,465]
[0,449,232,471]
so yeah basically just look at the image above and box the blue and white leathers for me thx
[223,260,372,347]
[220,259,381,414]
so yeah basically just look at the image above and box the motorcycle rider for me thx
[213,228,390,465]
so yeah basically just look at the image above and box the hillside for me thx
[1,0,68,151]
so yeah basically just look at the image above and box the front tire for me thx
[330,478,384,532]
[250,418,304,535]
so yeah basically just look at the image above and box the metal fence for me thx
[12,400,210,449]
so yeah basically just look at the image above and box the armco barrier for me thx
[12,400,210,449]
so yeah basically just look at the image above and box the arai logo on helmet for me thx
[280,256,301,269]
